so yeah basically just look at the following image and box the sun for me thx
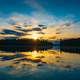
[31,33,39,40]
[19,31,42,40]
[19,33,40,40]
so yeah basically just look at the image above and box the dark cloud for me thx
[32,27,42,31]
[38,32,45,34]
[16,26,43,32]
[16,27,32,32]
[42,27,47,29]
[56,32,61,34]
[38,24,46,27]
[2,29,24,36]
[38,24,47,29]
[64,23,71,26]
[0,23,47,36]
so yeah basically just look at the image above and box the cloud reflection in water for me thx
[0,49,80,76]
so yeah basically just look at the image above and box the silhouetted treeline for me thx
[60,38,80,53]
[0,39,53,52]
[60,38,80,46]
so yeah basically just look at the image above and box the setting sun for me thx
[31,33,39,40]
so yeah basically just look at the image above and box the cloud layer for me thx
[0,12,80,40]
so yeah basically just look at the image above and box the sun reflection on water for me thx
[0,49,80,76]
[19,50,62,64]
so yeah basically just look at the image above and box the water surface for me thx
[0,47,80,80]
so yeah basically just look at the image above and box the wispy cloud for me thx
[24,0,43,11]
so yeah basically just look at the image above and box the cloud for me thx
[32,27,42,31]
[2,29,24,36]
[41,15,80,39]
[16,25,43,32]
[37,32,45,34]
[24,0,43,11]
[0,13,80,39]
[31,11,56,25]
[38,24,47,29]
[8,12,56,26]
[0,13,49,39]
[52,18,80,39]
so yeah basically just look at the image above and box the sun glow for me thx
[31,33,39,40]
[19,31,41,40]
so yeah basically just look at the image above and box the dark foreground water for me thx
[0,48,80,80]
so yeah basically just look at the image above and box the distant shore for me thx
[60,38,80,53]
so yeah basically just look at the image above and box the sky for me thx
[0,0,80,18]
[0,0,80,39]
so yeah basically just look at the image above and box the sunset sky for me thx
[0,0,80,39]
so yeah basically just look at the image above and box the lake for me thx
[0,47,80,80]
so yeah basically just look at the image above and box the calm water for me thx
[0,48,80,80]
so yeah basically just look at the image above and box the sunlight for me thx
[20,50,40,58]
[19,31,41,40]
[32,50,38,57]
[31,33,39,40]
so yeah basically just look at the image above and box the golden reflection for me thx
[20,50,62,64]
[0,49,80,75]
[31,50,39,57]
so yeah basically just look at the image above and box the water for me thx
[0,47,80,80]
